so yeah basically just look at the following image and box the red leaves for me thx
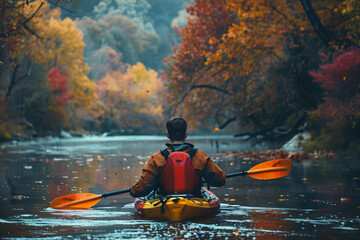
[310,48,360,119]
[46,67,74,107]
[310,48,360,95]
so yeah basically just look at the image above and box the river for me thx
[0,135,359,239]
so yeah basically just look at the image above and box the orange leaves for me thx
[168,0,233,78]
[208,37,217,45]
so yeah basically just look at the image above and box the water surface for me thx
[1,135,359,239]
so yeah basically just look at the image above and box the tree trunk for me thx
[299,0,332,46]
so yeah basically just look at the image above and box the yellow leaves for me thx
[15,2,96,113]
[224,73,231,80]
[96,62,164,121]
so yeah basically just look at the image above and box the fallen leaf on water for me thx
[233,230,241,234]
[230,199,235,202]
[340,197,351,202]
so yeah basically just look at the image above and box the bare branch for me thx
[299,0,332,46]
[190,84,230,94]
[218,117,236,129]
[6,62,31,99]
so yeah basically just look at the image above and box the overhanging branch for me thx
[299,0,332,46]
[190,84,230,94]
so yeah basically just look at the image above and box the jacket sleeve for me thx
[130,155,158,198]
[194,150,226,187]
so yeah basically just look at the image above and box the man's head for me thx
[166,117,187,142]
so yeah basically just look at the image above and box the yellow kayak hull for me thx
[135,190,220,221]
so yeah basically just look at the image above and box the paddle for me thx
[50,159,291,209]
[226,158,291,180]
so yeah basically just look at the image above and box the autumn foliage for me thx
[0,0,359,157]
[46,67,74,107]
[306,48,360,154]
[164,0,359,154]
[95,62,164,133]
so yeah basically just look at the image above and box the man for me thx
[130,117,226,198]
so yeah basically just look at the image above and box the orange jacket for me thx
[130,143,226,197]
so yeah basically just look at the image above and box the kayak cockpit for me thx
[134,188,220,221]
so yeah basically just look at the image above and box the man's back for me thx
[130,143,226,197]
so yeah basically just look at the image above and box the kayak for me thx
[134,188,220,221]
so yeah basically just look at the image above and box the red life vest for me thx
[158,147,201,195]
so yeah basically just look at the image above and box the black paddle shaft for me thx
[102,188,131,198]
[226,170,248,178]
[101,170,247,198]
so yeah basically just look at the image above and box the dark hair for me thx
[166,117,187,141]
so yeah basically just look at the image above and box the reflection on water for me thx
[1,135,360,239]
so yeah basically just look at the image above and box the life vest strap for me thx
[160,147,198,160]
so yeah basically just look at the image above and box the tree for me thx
[15,2,95,128]
[306,48,360,155]
[0,1,96,136]
[76,14,160,74]
[164,0,234,129]
[96,62,164,133]
[165,0,347,143]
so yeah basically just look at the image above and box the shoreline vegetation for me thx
[1,1,359,158]
[0,130,341,160]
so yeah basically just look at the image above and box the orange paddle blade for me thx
[247,159,291,180]
[50,193,102,209]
